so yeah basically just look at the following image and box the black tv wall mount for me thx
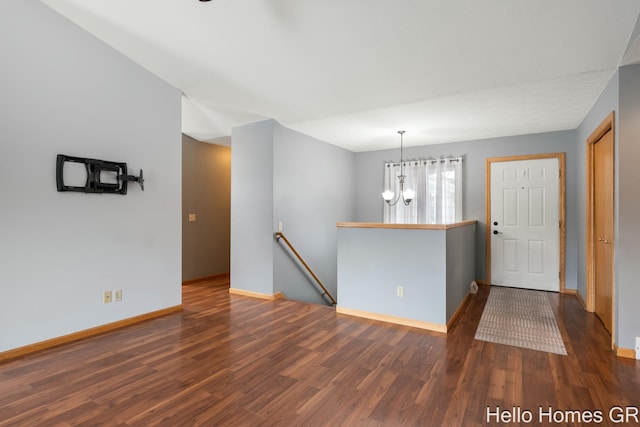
[56,154,144,194]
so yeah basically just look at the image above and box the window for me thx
[383,157,463,224]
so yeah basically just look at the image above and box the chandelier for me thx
[382,130,415,206]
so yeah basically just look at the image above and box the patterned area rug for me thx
[474,286,567,355]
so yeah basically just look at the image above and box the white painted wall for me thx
[0,1,182,353]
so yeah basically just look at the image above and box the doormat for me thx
[474,286,567,355]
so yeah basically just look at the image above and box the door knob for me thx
[493,230,502,235]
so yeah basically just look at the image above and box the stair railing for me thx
[275,232,337,306]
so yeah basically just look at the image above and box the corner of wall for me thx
[230,120,276,295]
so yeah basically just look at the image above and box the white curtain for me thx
[440,157,463,224]
[384,157,462,224]
[383,160,427,224]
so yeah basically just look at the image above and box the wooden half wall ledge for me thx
[0,305,183,364]
[229,288,286,301]
[336,220,477,230]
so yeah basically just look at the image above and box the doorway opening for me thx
[585,112,615,345]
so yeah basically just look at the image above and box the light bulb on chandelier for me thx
[382,130,414,206]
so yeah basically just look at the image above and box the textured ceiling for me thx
[40,0,640,151]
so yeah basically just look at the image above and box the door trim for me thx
[485,153,566,292]
[585,112,615,348]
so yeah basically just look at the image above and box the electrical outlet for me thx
[103,290,112,304]
[278,221,283,231]
[396,286,404,298]
[636,337,640,360]
[114,289,122,302]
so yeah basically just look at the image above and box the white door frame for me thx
[485,153,566,292]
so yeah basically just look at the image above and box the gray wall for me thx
[337,228,447,324]
[354,130,578,288]
[446,224,476,321]
[574,64,640,350]
[575,72,619,301]
[617,64,640,349]
[0,1,182,353]
[182,135,231,281]
[230,120,275,295]
[273,123,355,304]
[230,119,355,303]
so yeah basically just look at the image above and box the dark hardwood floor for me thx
[1,281,639,426]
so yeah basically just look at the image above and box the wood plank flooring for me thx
[1,281,639,426]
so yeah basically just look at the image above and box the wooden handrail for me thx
[275,232,337,306]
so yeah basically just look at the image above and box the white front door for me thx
[490,158,560,291]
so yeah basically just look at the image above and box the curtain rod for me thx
[385,157,462,167]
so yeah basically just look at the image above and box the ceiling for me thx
[40,0,640,152]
